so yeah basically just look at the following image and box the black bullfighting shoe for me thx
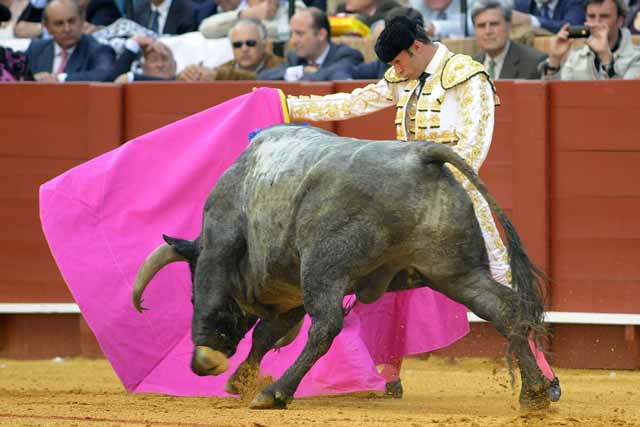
[548,377,561,402]
[384,379,403,399]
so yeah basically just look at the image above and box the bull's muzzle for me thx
[191,346,229,376]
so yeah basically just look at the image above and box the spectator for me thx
[133,0,198,35]
[14,0,121,38]
[178,18,283,80]
[257,7,363,80]
[3,2,29,80]
[111,35,176,81]
[26,0,116,81]
[542,0,640,79]
[408,0,473,38]
[472,0,546,79]
[513,0,585,34]
[1,46,33,81]
[199,0,306,39]
[333,0,401,27]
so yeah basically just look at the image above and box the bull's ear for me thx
[162,234,197,261]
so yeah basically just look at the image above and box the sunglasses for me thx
[232,39,258,48]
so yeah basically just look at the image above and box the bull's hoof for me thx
[548,377,561,402]
[519,386,551,411]
[384,379,403,399]
[224,379,241,395]
[249,389,291,410]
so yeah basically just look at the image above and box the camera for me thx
[567,26,591,38]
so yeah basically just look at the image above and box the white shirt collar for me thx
[314,44,331,66]
[151,0,172,16]
[425,42,447,75]
[54,42,75,56]
[487,40,510,63]
[535,0,559,15]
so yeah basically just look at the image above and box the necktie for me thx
[487,59,496,79]
[416,72,430,95]
[56,49,68,74]
[540,4,550,20]
[150,10,160,33]
[436,10,447,19]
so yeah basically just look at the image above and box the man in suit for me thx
[472,0,546,79]
[133,0,199,35]
[513,0,585,34]
[257,7,364,81]
[26,0,116,82]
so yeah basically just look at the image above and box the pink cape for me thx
[40,88,469,397]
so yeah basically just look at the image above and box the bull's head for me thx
[132,235,256,377]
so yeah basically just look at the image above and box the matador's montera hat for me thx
[375,15,418,63]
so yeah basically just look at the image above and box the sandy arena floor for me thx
[0,356,638,427]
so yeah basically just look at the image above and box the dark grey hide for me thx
[133,124,555,410]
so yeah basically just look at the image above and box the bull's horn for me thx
[132,243,187,312]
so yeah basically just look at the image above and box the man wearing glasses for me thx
[178,17,283,81]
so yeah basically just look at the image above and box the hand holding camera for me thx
[585,22,613,64]
[548,23,574,67]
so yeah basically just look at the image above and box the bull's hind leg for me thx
[225,307,306,396]
[249,271,348,409]
[428,269,552,409]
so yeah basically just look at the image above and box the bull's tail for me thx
[419,143,547,339]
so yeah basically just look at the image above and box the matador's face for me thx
[389,48,422,80]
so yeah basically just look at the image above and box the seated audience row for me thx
[3,0,640,82]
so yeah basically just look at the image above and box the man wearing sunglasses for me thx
[178,18,283,81]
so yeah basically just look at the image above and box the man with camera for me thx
[542,0,640,79]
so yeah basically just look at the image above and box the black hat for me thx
[375,15,417,63]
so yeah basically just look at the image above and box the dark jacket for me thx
[257,42,364,81]
[514,0,585,33]
[134,0,199,35]
[346,59,389,79]
[26,34,116,81]
[195,1,217,24]
[473,41,547,79]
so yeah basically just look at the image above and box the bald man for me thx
[25,0,115,82]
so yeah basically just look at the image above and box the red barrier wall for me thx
[123,81,335,141]
[547,81,640,369]
[548,81,640,313]
[0,83,122,303]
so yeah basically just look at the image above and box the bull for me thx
[133,125,557,410]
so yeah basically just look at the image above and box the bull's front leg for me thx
[249,276,348,409]
[225,307,306,397]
